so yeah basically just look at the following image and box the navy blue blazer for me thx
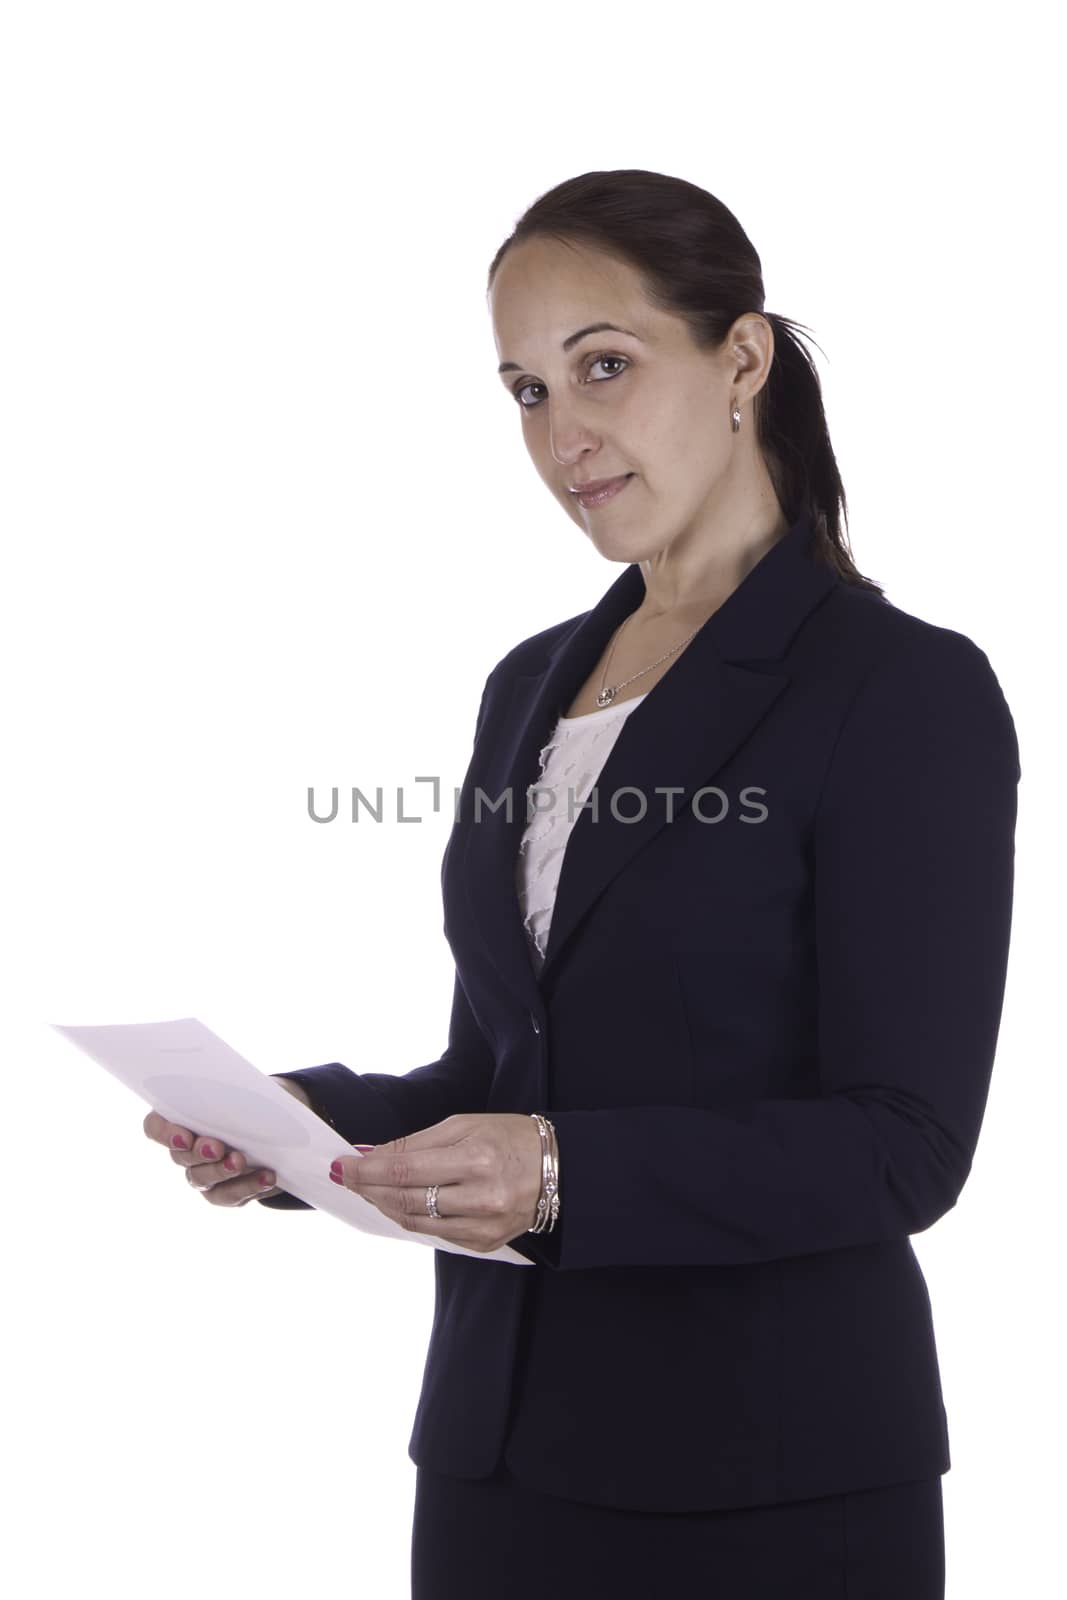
[260,512,1020,1512]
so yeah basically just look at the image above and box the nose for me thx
[549,414,601,470]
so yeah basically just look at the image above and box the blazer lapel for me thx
[461,513,841,1010]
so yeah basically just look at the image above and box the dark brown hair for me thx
[487,169,883,595]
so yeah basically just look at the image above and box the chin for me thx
[586,523,662,564]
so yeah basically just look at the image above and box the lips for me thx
[570,474,632,495]
[572,474,634,508]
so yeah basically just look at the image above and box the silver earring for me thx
[731,404,741,433]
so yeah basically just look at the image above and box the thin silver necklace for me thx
[596,612,702,708]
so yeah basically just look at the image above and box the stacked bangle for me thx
[527,1112,560,1234]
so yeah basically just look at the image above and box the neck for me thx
[634,495,789,624]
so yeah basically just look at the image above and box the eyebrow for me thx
[497,322,640,375]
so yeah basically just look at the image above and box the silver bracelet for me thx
[527,1112,560,1234]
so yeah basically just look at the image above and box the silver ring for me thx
[425,1184,441,1219]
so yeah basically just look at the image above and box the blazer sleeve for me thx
[514,628,1021,1269]
[258,675,498,1210]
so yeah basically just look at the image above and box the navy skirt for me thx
[411,1459,945,1600]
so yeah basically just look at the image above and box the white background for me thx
[1,3,1061,1596]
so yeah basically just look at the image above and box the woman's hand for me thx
[335,1114,544,1253]
[143,1077,312,1205]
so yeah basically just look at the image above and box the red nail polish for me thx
[353,1144,375,1152]
[172,1135,190,1149]
[329,1170,344,1184]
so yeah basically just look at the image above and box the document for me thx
[50,1015,533,1267]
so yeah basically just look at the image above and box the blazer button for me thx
[530,1012,541,1035]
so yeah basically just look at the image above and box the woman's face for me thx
[489,235,768,569]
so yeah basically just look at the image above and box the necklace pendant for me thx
[595,686,616,707]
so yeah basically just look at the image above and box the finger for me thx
[201,1168,280,1206]
[361,1179,484,1224]
[173,1131,236,1172]
[182,1140,261,1191]
[142,1111,231,1166]
[143,1109,198,1151]
[347,1143,474,1191]
[344,1117,472,1183]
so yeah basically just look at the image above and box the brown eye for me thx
[515,380,546,409]
[589,356,627,379]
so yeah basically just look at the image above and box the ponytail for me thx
[762,314,883,594]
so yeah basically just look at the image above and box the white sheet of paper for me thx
[49,1015,533,1267]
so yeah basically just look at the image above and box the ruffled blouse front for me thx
[514,692,648,971]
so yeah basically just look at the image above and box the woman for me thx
[147,170,1019,1597]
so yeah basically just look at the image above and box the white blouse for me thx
[515,691,649,971]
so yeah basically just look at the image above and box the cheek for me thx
[661,405,731,492]
[632,390,702,470]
